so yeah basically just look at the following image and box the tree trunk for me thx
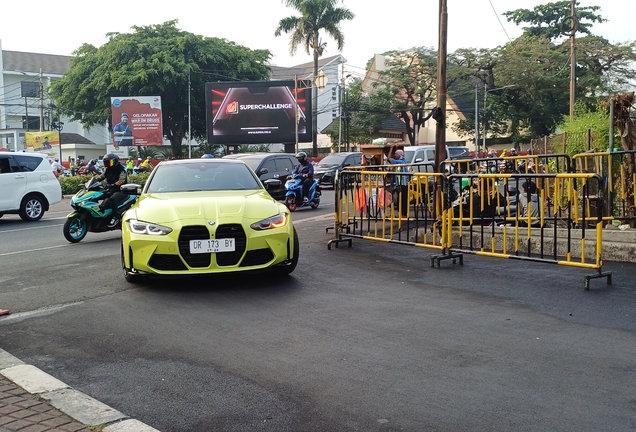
[312,49,319,157]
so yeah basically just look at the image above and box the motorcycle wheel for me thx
[285,195,297,212]
[63,215,88,243]
[309,198,320,209]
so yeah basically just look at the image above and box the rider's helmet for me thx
[201,154,214,159]
[102,153,120,169]
[488,149,496,158]
[295,151,307,163]
[509,148,517,155]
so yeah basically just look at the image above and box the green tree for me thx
[275,0,355,157]
[502,1,605,40]
[369,48,443,145]
[49,21,272,158]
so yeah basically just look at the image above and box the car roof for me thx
[157,158,245,166]
[223,153,296,159]
[2,151,45,158]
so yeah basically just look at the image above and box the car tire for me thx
[121,245,146,284]
[19,194,45,222]
[63,215,88,243]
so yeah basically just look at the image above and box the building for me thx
[361,53,472,149]
[0,40,110,160]
[270,54,346,153]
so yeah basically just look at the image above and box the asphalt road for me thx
[1,190,636,431]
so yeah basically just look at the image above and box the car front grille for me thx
[178,226,212,268]
[215,224,247,266]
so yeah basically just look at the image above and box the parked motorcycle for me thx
[284,173,321,212]
[63,178,139,243]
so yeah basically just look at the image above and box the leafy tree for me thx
[49,21,272,158]
[502,1,606,40]
[450,2,636,146]
[275,0,355,157]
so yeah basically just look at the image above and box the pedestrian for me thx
[387,145,409,217]
[518,180,541,227]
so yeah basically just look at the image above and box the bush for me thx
[59,172,151,196]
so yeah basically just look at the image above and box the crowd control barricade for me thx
[328,164,460,261]
[445,172,611,289]
[572,150,636,225]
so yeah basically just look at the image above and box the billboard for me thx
[205,80,312,145]
[26,131,60,159]
[110,96,163,147]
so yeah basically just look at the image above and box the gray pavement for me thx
[0,349,158,431]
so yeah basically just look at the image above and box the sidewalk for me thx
[0,349,159,432]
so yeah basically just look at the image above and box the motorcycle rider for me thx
[94,153,127,227]
[292,151,314,202]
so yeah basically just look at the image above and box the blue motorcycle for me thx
[63,178,138,243]
[284,173,321,212]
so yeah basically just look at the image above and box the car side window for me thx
[426,150,435,161]
[0,158,10,174]
[275,157,294,173]
[354,155,362,166]
[259,159,276,179]
[13,155,41,172]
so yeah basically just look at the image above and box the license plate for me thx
[189,238,235,253]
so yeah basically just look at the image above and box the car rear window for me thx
[13,155,43,172]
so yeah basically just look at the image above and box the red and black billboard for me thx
[206,80,312,144]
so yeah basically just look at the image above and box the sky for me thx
[1,0,634,81]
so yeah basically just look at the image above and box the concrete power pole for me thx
[569,0,576,119]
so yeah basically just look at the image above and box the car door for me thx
[0,154,27,212]
[273,156,296,197]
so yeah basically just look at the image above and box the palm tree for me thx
[275,0,354,157]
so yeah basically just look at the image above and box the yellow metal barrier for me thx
[329,166,612,289]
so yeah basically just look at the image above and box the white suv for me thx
[0,152,62,221]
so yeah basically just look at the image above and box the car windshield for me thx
[145,161,261,193]
[448,147,470,159]
[317,154,347,167]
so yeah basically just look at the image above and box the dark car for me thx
[447,146,471,160]
[222,153,298,200]
[313,152,362,188]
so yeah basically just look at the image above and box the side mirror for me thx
[121,183,142,195]
[258,168,269,175]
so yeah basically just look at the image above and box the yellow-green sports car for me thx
[120,158,298,283]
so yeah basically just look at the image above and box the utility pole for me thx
[569,0,576,119]
[434,0,448,175]
[39,69,44,131]
[474,85,479,155]
[188,68,192,158]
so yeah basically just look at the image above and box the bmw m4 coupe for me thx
[120,158,298,283]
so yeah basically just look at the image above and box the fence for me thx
[328,164,612,289]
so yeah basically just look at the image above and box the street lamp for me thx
[481,84,515,153]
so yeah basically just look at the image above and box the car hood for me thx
[130,190,286,224]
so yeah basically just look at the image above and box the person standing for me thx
[126,157,134,174]
[387,145,410,217]
[113,113,133,146]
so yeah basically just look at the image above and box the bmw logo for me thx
[208,221,216,226]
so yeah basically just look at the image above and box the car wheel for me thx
[19,195,45,222]
[285,195,297,212]
[121,245,146,284]
[275,228,299,276]
[63,215,88,243]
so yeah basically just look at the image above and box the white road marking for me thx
[0,302,84,323]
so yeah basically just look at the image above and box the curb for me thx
[0,349,160,431]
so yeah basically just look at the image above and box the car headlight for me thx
[128,219,173,235]
[251,212,288,230]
